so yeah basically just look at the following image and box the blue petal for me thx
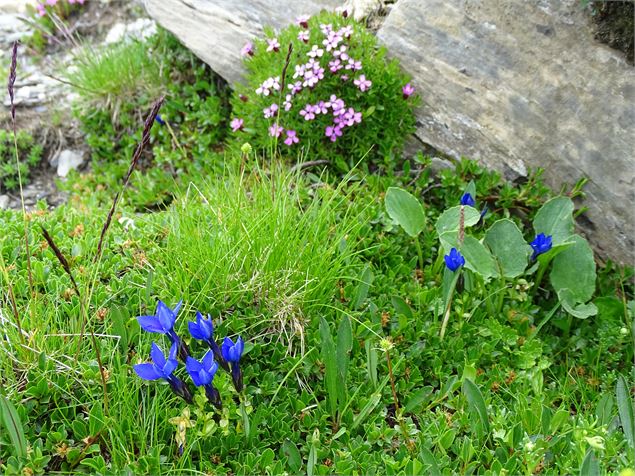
[185,356,202,373]
[221,337,234,362]
[173,300,183,315]
[150,342,166,368]
[163,357,178,377]
[188,321,205,340]
[137,315,165,333]
[134,363,163,381]
[156,301,175,332]
[168,342,178,361]
[201,350,215,370]
[235,337,245,359]
[196,312,214,339]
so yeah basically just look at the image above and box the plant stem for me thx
[385,346,414,452]
[414,236,424,275]
[440,272,460,340]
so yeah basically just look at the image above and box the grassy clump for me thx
[65,29,230,209]
[0,129,43,192]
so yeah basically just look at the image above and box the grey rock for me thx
[55,149,85,177]
[0,194,9,210]
[143,0,341,85]
[429,157,454,174]
[104,18,157,44]
[376,0,634,264]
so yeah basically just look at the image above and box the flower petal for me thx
[163,357,178,377]
[150,342,166,368]
[137,315,164,333]
[156,301,175,332]
[201,350,215,370]
[134,363,163,381]
[221,337,234,362]
[188,321,205,340]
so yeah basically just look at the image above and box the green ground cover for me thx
[0,10,633,476]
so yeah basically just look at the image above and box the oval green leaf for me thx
[533,196,575,245]
[484,219,531,278]
[385,187,426,237]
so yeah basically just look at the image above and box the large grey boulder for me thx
[144,0,341,85]
[144,0,634,264]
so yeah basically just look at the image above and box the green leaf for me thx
[550,234,596,303]
[391,295,413,319]
[580,449,600,476]
[558,289,598,319]
[0,394,27,460]
[281,439,302,473]
[419,447,441,476]
[464,181,477,202]
[616,375,635,447]
[353,265,373,310]
[365,340,378,388]
[385,187,426,237]
[462,378,490,438]
[319,317,338,418]
[484,219,531,278]
[533,196,575,245]
[405,386,433,413]
[336,316,353,413]
[436,206,481,236]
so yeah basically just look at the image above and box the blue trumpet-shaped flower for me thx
[188,312,229,372]
[530,233,552,260]
[134,342,193,403]
[186,351,222,408]
[444,248,465,272]
[137,300,189,361]
[221,336,245,392]
[460,193,475,207]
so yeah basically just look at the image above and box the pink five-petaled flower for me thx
[241,41,254,57]
[339,25,353,38]
[402,82,415,99]
[329,59,342,73]
[334,45,349,61]
[341,74,349,82]
[263,103,279,119]
[266,38,280,52]
[325,125,343,142]
[320,23,333,35]
[343,108,362,126]
[46,0,57,5]
[354,74,372,91]
[299,104,317,121]
[345,58,362,71]
[284,130,299,146]
[307,45,323,58]
[256,76,280,96]
[296,14,310,28]
[268,124,284,138]
[230,118,244,132]
[315,101,328,115]
[323,31,342,51]
[297,31,310,43]
[288,81,303,95]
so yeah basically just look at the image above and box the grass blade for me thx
[462,378,490,438]
[616,375,635,447]
[336,315,352,414]
[319,317,337,418]
[0,394,27,460]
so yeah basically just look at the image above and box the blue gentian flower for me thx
[155,114,166,126]
[137,300,189,361]
[221,336,245,392]
[188,312,230,372]
[444,248,465,272]
[460,193,475,207]
[530,233,552,260]
[134,342,193,403]
[186,351,222,408]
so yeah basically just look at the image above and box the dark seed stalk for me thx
[40,226,110,414]
[94,97,164,263]
[8,41,35,301]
